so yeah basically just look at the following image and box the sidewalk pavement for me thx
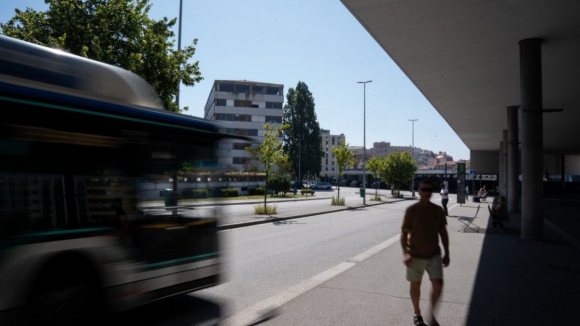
[257,199,580,326]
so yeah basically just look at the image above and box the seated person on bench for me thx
[490,196,508,228]
[480,189,488,202]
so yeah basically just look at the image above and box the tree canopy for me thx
[366,156,383,198]
[283,81,323,181]
[0,0,202,113]
[332,140,355,199]
[380,151,417,193]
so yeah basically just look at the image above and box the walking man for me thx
[401,180,450,326]
[465,185,469,201]
[440,184,449,216]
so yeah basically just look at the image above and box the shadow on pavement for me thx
[464,203,580,325]
[106,294,221,326]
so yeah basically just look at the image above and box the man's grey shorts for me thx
[406,255,443,283]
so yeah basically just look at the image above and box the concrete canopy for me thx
[341,0,580,155]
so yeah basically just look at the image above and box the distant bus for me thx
[0,35,234,324]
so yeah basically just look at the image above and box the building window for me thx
[219,83,235,92]
[265,102,282,109]
[215,113,252,122]
[234,100,252,107]
[233,143,253,150]
[215,99,227,106]
[332,137,335,145]
[236,84,250,93]
[326,159,328,165]
[266,87,281,95]
[265,116,282,123]
[233,157,252,164]
[225,129,258,136]
[252,86,264,94]
[326,167,328,171]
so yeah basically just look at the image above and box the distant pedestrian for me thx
[440,184,449,216]
[401,180,450,326]
[465,186,469,201]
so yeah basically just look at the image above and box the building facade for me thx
[320,129,345,182]
[204,80,284,171]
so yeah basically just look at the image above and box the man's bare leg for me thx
[429,279,443,325]
[410,281,422,316]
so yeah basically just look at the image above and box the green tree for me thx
[275,160,294,178]
[366,156,384,198]
[283,81,323,182]
[267,174,291,197]
[381,152,417,196]
[332,140,355,199]
[1,0,202,113]
[246,123,289,213]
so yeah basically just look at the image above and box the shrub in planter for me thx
[182,188,208,199]
[254,204,277,215]
[249,187,265,196]
[300,189,315,195]
[221,188,239,197]
[331,196,345,206]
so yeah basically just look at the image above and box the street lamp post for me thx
[176,0,184,108]
[358,80,372,205]
[409,119,418,197]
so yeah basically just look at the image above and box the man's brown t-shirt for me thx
[402,202,447,258]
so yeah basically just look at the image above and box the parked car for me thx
[312,182,332,190]
[350,180,358,187]
[371,181,387,189]
[340,179,348,186]
[291,181,304,189]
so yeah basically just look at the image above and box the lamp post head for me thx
[357,80,372,84]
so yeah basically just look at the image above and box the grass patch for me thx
[371,195,382,201]
[331,196,345,206]
[254,204,278,215]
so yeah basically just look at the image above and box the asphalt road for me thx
[107,193,457,325]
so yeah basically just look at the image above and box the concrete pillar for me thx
[502,129,508,197]
[561,154,566,194]
[507,106,520,212]
[519,38,544,240]
[499,141,504,196]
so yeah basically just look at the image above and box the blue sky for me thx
[1,0,470,160]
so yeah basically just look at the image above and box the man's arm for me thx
[440,226,450,267]
[401,228,412,266]
[400,228,409,253]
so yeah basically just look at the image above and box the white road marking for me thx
[220,234,401,326]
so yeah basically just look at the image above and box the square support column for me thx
[499,142,503,196]
[519,38,544,240]
[561,154,566,194]
[507,106,520,213]
[502,129,508,197]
